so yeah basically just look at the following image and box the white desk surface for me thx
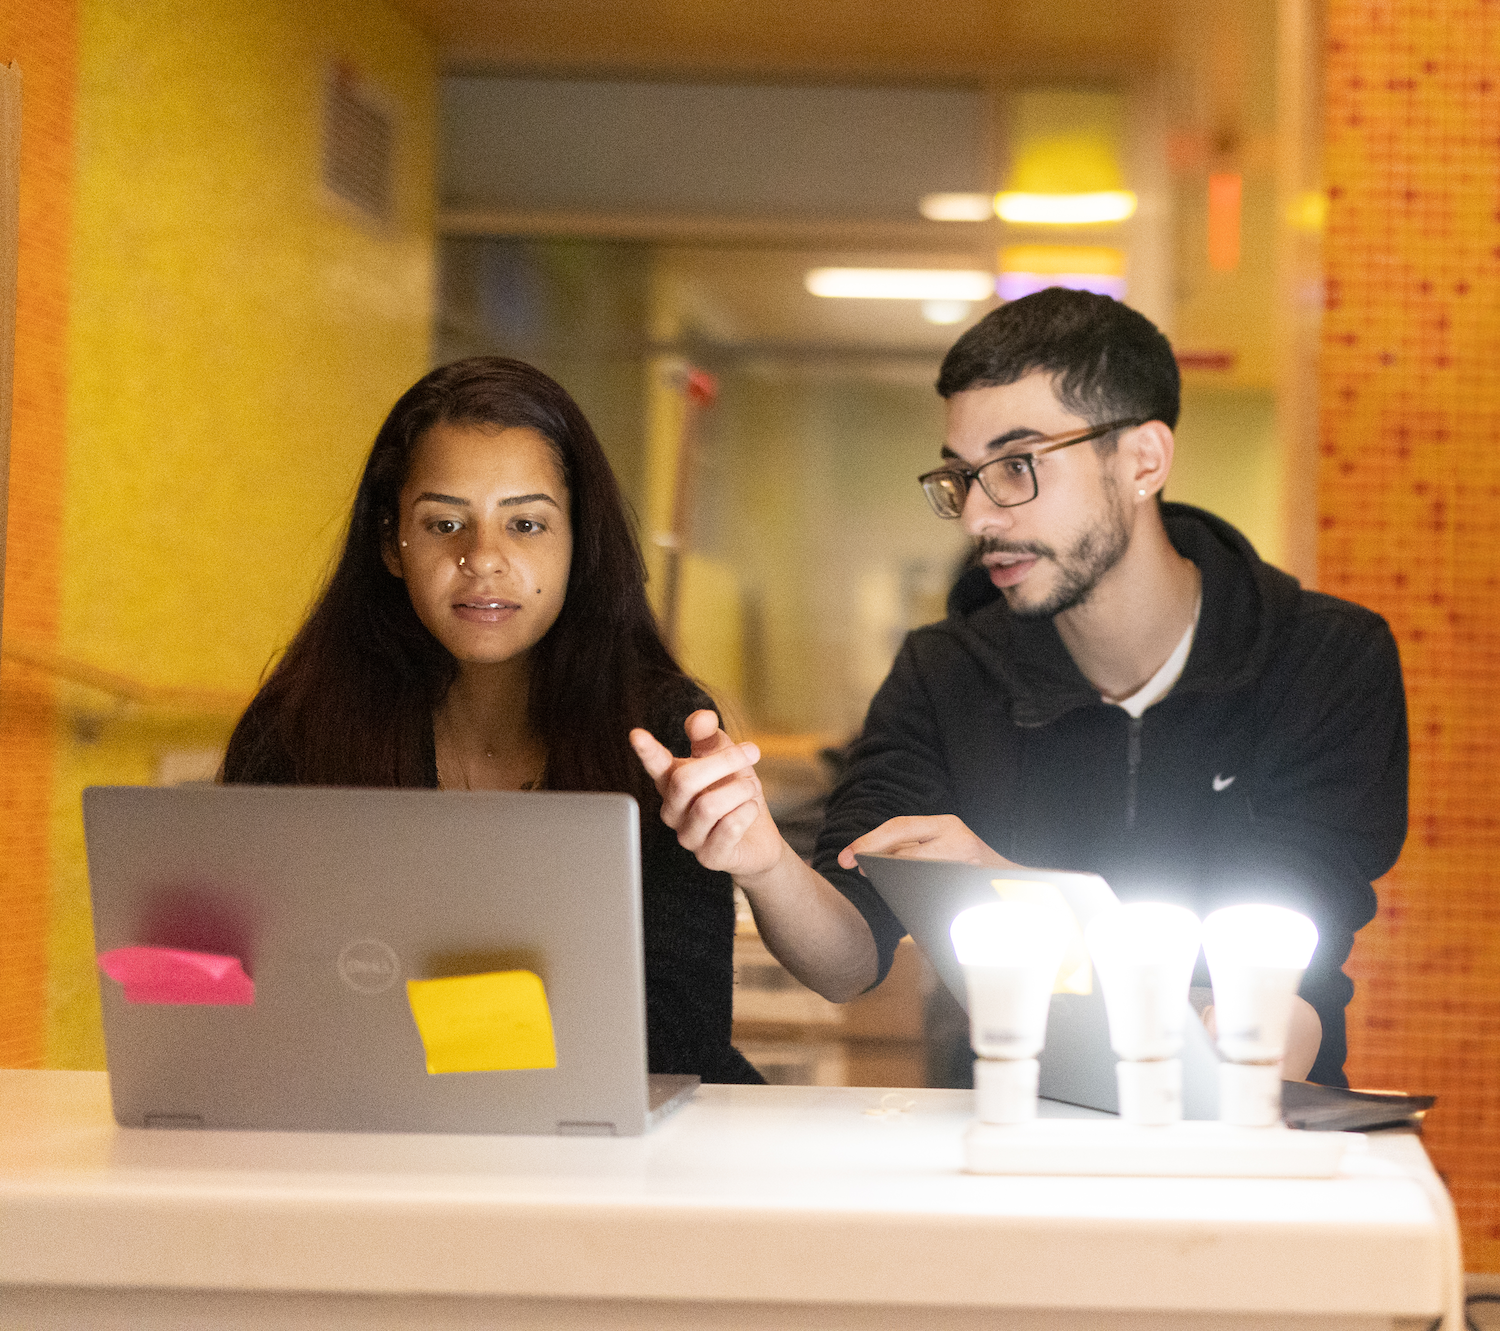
[0,1071,1453,1330]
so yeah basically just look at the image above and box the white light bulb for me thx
[1085,903,1201,1125]
[951,898,1073,969]
[1086,903,1201,1060]
[951,900,1075,1125]
[921,299,972,325]
[1202,904,1319,1127]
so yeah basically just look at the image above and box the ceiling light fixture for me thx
[995,191,1138,225]
[919,192,994,222]
[805,268,994,301]
[921,300,972,325]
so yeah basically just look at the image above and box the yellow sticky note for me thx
[991,879,1092,995]
[405,970,557,1074]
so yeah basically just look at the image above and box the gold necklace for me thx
[434,709,466,790]
[434,751,466,791]
[434,710,541,791]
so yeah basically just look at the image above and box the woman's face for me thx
[383,421,573,669]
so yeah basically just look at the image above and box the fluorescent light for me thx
[921,299,971,325]
[995,191,1137,225]
[805,269,995,301]
[997,272,1127,302]
[919,192,993,222]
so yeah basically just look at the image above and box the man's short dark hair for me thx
[936,288,1180,431]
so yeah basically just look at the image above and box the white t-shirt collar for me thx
[1105,596,1202,719]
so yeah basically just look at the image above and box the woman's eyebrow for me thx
[413,491,560,508]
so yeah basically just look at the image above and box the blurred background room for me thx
[5,0,1500,1272]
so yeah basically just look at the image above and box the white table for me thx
[0,1071,1458,1330]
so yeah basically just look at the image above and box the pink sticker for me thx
[97,946,255,1006]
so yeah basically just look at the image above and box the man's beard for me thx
[979,494,1130,620]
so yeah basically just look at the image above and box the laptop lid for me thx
[84,784,690,1136]
[855,853,1220,1119]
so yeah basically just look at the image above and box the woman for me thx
[223,356,762,1084]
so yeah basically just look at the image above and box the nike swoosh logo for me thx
[1213,774,1236,792]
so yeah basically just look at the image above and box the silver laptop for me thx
[855,854,1220,1119]
[83,785,698,1136]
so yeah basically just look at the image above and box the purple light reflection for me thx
[997,273,1128,302]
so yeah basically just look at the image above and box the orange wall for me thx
[0,3,74,1069]
[1322,0,1500,1270]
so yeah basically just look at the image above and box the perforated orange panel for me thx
[1322,0,1500,1270]
[0,3,73,1069]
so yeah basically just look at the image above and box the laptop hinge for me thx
[556,1121,616,1136]
[144,1113,204,1129]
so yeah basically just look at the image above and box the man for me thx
[631,288,1407,1087]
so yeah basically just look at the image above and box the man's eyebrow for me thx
[982,427,1046,453]
[939,427,1046,462]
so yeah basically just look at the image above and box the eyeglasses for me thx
[918,418,1147,518]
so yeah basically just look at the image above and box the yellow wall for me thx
[40,0,436,1067]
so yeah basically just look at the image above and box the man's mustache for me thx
[976,536,1056,560]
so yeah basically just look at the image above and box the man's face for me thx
[943,372,1133,620]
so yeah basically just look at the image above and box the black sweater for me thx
[814,504,1409,1086]
[223,691,763,1085]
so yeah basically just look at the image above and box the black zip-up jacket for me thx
[813,503,1409,1086]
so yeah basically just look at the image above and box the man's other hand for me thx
[837,814,1012,872]
[630,710,785,879]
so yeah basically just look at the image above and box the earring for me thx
[458,556,466,566]
[401,541,408,548]
[1138,489,1148,497]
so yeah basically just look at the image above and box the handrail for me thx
[1,641,248,717]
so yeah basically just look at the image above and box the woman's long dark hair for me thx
[222,357,689,800]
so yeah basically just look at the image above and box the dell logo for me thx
[337,939,401,994]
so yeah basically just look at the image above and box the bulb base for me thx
[1116,1058,1183,1125]
[1219,1061,1284,1127]
[974,1057,1040,1124]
